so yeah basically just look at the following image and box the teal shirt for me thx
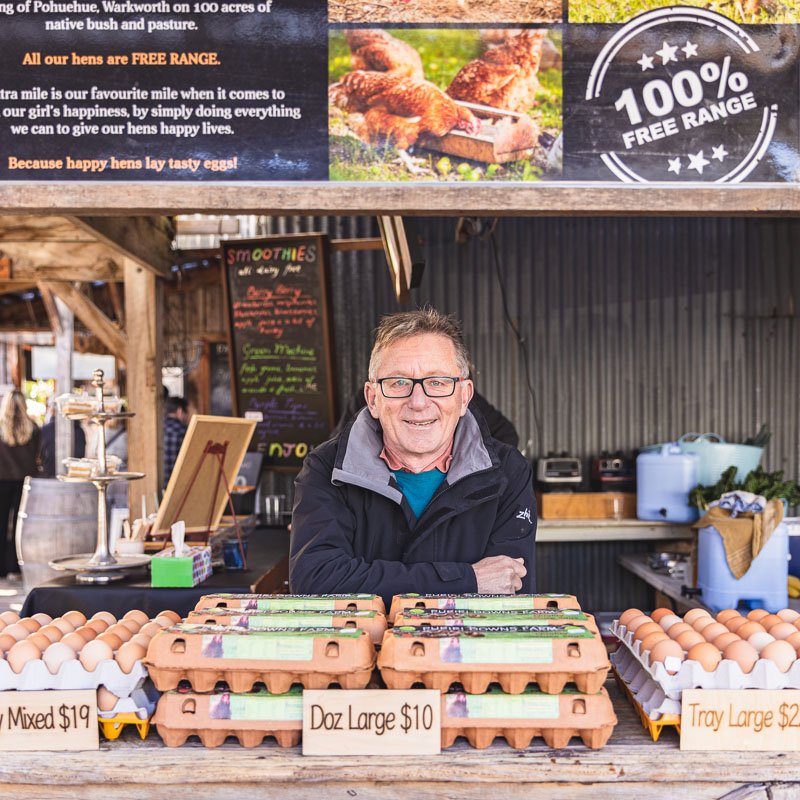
[391,468,447,519]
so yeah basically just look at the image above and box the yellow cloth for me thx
[693,500,784,579]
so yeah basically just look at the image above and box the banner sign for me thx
[0,3,797,184]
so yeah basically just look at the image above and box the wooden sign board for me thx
[152,415,256,535]
[0,690,98,751]
[302,690,440,756]
[681,689,800,751]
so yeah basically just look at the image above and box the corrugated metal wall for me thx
[182,215,800,610]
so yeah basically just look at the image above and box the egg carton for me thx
[611,665,681,740]
[378,625,610,694]
[611,646,681,718]
[395,608,598,633]
[613,620,800,697]
[195,593,386,614]
[145,624,376,693]
[153,688,303,748]
[441,685,617,750]
[0,657,147,694]
[186,608,388,645]
[388,594,581,623]
[98,680,160,720]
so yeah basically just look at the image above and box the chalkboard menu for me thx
[223,234,336,469]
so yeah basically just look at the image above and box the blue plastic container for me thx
[636,444,699,523]
[697,522,789,613]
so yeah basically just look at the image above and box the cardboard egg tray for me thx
[0,657,147,695]
[388,594,581,622]
[145,625,376,693]
[395,608,598,633]
[613,620,800,698]
[378,625,610,694]
[441,685,617,749]
[186,608,388,645]
[153,687,303,748]
[195,593,386,614]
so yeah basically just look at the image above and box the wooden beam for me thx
[1,242,123,279]
[107,281,124,327]
[377,216,413,304]
[41,281,127,362]
[330,237,383,252]
[124,258,162,515]
[0,282,34,295]
[175,217,239,235]
[36,282,62,336]
[70,216,174,278]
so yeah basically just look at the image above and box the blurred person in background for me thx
[0,390,41,579]
[40,397,86,478]
[163,396,189,487]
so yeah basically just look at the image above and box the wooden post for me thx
[54,297,74,475]
[124,258,163,516]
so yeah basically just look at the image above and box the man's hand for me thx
[471,555,527,594]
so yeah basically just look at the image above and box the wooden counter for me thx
[537,519,692,543]
[3,680,797,800]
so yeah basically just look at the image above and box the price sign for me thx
[302,690,440,755]
[681,689,800,751]
[0,690,98,751]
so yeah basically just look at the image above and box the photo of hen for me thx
[329,0,560,25]
[329,28,562,182]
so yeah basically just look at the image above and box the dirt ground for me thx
[329,0,561,24]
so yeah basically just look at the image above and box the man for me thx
[163,395,189,487]
[290,308,536,607]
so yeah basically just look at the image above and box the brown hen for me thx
[334,70,480,149]
[447,29,547,113]
[345,29,424,78]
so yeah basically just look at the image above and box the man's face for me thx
[364,333,473,465]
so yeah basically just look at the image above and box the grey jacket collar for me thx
[331,408,495,504]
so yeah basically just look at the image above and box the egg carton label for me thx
[400,608,588,622]
[391,625,596,639]
[196,593,385,613]
[439,636,553,665]
[445,690,559,720]
[201,633,314,661]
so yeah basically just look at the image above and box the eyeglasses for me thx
[375,376,464,398]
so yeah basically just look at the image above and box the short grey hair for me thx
[368,307,471,380]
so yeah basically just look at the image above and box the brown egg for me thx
[623,614,652,633]
[3,623,31,642]
[79,639,113,671]
[27,632,52,651]
[687,641,722,672]
[85,619,109,635]
[123,609,150,627]
[760,614,783,632]
[51,618,75,635]
[96,687,119,712]
[107,623,132,643]
[737,621,766,640]
[139,622,163,638]
[724,640,759,673]
[747,632,775,653]
[115,641,147,674]
[96,632,123,651]
[6,640,41,673]
[667,623,694,640]
[701,622,729,643]
[785,631,800,651]
[74,626,97,643]
[634,622,664,642]
[130,633,151,649]
[761,640,796,673]
[63,611,87,628]
[777,608,800,624]
[0,633,17,653]
[155,610,182,625]
[675,630,705,651]
[713,632,741,651]
[727,616,751,634]
[90,611,117,626]
[38,624,63,643]
[640,631,669,653]
[153,615,176,629]
[619,608,644,628]
[18,618,41,633]
[692,616,717,634]
[684,608,712,626]
[650,608,674,624]
[747,608,770,622]
[61,632,86,653]
[658,614,683,632]
[768,622,798,641]
[42,642,77,675]
[0,611,19,625]
[649,639,685,674]
[30,613,52,626]
[118,618,140,634]
[716,609,740,624]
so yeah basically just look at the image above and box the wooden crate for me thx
[536,491,637,520]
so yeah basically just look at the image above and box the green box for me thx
[151,546,212,588]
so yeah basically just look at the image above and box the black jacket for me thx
[290,408,536,608]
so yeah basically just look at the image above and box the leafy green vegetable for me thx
[689,465,800,509]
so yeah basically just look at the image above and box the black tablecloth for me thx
[20,527,289,619]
